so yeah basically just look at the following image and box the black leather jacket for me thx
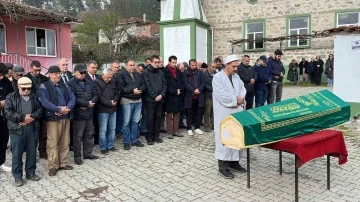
[4,92,43,134]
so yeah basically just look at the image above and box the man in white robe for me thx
[213,54,247,179]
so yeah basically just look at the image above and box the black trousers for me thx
[309,73,315,84]
[160,108,166,130]
[73,119,94,161]
[38,120,47,154]
[70,120,74,147]
[314,74,322,85]
[218,160,239,170]
[93,112,99,144]
[245,91,255,110]
[145,102,163,142]
[0,116,9,165]
[185,99,202,130]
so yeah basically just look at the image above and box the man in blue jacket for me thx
[267,49,285,104]
[39,66,75,176]
[254,56,271,107]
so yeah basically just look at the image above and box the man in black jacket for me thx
[299,58,309,83]
[67,64,99,165]
[182,59,205,136]
[4,77,43,186]
[313,54,324,86]
[163,56,184,139]
[238,55,257,110]
[117,59,146,150]
[85,60,101,145]
[204,62,216,132]
[24,60,49,96]
[267,49,285,104]
[85,60,100,81]
[10,65,24,91]
[95,68,120,154]
[24,60,49,159]
[0,63,14,173]
[142,55,167,145]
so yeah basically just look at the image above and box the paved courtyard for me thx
[1,86,359,202]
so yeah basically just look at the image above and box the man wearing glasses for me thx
[67,64,99,164]
[0,63,14,173]
[10,65,24,91]
[24,60,49,159]
[142,55,167,145]
[24,60,48,97]
[39,66,75,176]
[4,77,43,186]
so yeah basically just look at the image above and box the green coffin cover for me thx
[220,90,350,149]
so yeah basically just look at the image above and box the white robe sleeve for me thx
[213,75,238,108]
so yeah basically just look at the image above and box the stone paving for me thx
[1,86,359,202]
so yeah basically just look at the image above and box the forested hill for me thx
[22,0,160,20]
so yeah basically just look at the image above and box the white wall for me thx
[333,35,360,102]
[163,25,191,63]
[160,0,174,21]
[98,24,136,44]
[196,26,207,63]
[180,0,201,20]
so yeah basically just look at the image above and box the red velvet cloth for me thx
[264,130,348,168]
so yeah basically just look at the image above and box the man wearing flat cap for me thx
[4,77,43,186]
[212,54,247,179]
[39,65,75,176]
[10,65,25,91]
[67,64,99,164]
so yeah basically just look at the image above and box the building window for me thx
[336,12,360,27]
[26,27,56,56]
[0,24,6,53]
[287,16,310,47]
[244,21,265,50]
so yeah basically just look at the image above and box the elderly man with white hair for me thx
[58,58,73,87]
[94,68,120,154]
[212,54,247,179]
[58,58,75,150]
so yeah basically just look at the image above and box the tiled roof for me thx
[0,0,80,23]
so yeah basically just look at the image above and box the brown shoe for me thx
[173,132,184,137]
[48,168,57,176]
[59,165,73,170]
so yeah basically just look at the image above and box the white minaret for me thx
[158,0,212,63]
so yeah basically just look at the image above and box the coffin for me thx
[220,90,350,149]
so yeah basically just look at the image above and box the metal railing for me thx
[0,52,48,73]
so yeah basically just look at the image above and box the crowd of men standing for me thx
[0,49,289,185]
